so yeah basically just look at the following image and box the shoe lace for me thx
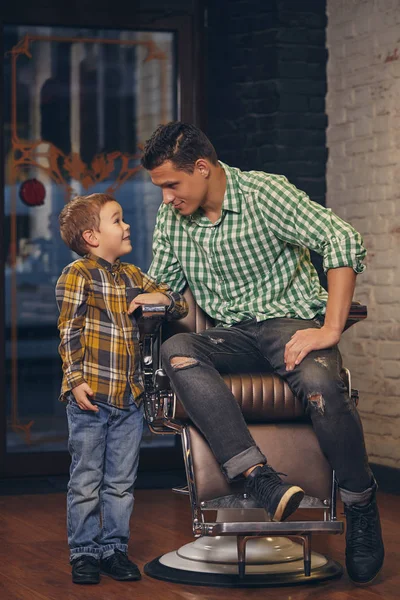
[248,464,286,497]
[347,507,377,553]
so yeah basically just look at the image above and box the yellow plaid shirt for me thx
[56,253,188,408]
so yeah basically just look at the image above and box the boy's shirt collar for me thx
[85,253,122,273]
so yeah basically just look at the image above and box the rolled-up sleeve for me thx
[148,205,188,291]
[261,176,366,274]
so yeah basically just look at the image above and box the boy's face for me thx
[149,160,209,217]
[95,201,131,262]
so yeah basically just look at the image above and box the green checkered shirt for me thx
[148,162,366,326]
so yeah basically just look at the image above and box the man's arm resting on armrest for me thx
[284,266,357,371]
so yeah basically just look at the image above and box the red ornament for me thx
[19,179,46,207]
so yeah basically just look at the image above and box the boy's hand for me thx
[128,292,170,315]
[72,382,99,411]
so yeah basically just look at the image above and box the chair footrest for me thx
[201,520,344,537]
[200,493,329,510]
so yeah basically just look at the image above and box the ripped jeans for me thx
[161,317,374,506]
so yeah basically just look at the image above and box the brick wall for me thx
[326,0,400,468]
[207,0,328,206]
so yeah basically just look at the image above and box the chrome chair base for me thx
[144,536,343,586]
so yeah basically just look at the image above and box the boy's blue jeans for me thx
[66,397,143,561]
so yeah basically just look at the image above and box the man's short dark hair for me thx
[141,121,218,173]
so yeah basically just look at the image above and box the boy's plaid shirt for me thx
[56,253,188,408]
[148,162,366,326]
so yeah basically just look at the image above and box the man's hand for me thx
[285,267,356,370]
[284,325,341,371]
[72,382,99,411]
[128,292,170,315]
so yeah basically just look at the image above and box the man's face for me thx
[96,201,132,260]
[149,160,209,216]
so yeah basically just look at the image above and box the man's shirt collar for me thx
[220,161,242,214]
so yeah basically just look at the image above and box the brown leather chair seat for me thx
[157,289,360,507]
[174,373,304,423]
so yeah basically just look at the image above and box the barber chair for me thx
[138,291,367,587]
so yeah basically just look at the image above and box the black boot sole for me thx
[348,570,382,586]
[347,555,384,586]
[100,570,141,581]
[272,487,305,522]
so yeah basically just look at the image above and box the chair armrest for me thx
[136,306,182,433]
[137,305,166,372]
[136,304,167,336]
[343,303,367,332]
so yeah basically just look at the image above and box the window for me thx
[3,24,177,459]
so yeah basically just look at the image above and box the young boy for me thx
[56,193,187,585]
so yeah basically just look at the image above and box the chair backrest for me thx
[165,287,307,424]
[161,287,336,502]
[163,287,360,426]
[165,287,367,337]
[159,288,365,504]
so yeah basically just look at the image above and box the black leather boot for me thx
[345,493,384,585]
[71,555,100,584]
[100,549,141,581]
[244,464,304,522]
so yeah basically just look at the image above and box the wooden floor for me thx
[0,489,398,600]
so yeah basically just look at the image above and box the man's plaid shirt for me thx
[56,253,188,408]
[148,162,366,326]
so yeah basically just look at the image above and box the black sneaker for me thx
[345,494,384,585]
[71,555,100,584]
[100,549,141,581]
[244,464,304,522]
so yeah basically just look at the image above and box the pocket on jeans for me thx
[65,391,74,404]
[66,393,82,410]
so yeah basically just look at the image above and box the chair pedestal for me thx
[145,509,343,587]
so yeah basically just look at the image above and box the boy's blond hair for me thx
[59,193,116,256]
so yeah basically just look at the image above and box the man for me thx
[140,121,384,585]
